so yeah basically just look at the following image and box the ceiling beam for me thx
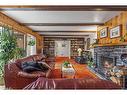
[22,23,103,26]
[0,5,126,11]
[34,31,96,33]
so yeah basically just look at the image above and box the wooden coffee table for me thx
[61,64,76,78]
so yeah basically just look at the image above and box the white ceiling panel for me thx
[1,10,121,36]
[28,26,97,31]
[38,32,96,36]
[2,11,121,23]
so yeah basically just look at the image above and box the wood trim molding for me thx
[22,23,103,26]
[0,5,127,11]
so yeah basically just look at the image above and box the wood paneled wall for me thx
[0,12,43,53]
[97,11,127,45]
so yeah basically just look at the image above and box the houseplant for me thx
[14,47,26,59]
[87,52,95,68]
[0,26,18,84]
[28,38,35,46]
[63,61,70,68]
[87,60,94,68]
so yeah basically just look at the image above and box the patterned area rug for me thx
[51,57,98,79]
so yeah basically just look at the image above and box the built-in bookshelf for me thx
[43,37,85,58]
[70,38,85,59]
[43,38,55,57]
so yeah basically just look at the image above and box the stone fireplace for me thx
[97,56,116,78]
[93,45,127,79]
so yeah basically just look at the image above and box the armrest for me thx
[18,71,46,78]
[4,63,21,76]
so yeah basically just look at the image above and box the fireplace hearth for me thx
[97,56,117,79]
[93,45,127,79]
[91,45,127,88]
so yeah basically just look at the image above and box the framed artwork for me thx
[100,27,108,38]
[110,25,121,38]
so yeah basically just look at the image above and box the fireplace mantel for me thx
[92,42,127,48]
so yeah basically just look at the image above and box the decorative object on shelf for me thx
[63,61,71,68]
[28,38,35,46]
[120,33,127,42]
[100,27,108,38]
[77,47,82,56]
[120,36,126,42]
[90,39,99,48]
[110,25,121,38]
[70,38,84,59]
[62,41,67,47]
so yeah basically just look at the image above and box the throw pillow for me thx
[21,61,42,73]
[38,62,50,72]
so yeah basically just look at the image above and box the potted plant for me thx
[87,60,94,68]
[28,38,35,46]
[14,47,26,59]
[0,26,17,84]
[63,61,70,68]
[87,52,95,68]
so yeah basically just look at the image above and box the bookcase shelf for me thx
[43,37,85,58]
[70,38,85,59]
[43,38,55,57]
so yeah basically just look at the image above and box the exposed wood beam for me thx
[22,23,103,26]
[0,5,126,11]
[34,31,96,33]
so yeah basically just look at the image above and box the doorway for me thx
[55,40,70,58]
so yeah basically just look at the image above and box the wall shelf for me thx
[92,42,127,47]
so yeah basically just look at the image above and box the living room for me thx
[0,3,127,93]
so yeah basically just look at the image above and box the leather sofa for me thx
[4,54,55,89]
[24,77,121,89]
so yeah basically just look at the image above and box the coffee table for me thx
[61,64,76,78]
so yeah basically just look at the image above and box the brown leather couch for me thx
[4,54,55,89]
[24,77,121,89]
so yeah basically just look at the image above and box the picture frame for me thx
[100,27,108,38]
[110,25,121,38]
